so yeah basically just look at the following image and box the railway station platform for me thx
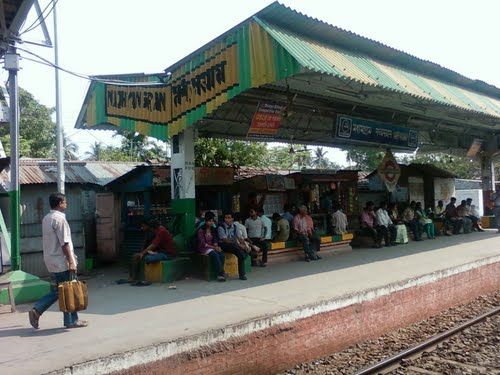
[0,231,499,375]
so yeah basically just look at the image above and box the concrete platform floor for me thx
[0,231,499,375]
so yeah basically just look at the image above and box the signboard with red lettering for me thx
[247,102,285,138]
[195,167,234,186]
[377,150,401,192]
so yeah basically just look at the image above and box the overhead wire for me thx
[16,45,163,85]
[21,0,58,35]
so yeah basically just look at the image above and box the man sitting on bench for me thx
[128,218,176,285]
[293,205,321,262]
[361,201,383,248]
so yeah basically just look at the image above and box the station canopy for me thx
[75,2,500,152]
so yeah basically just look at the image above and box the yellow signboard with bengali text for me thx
[104,43,240,125]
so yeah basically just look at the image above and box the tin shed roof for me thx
[7,159,144,186]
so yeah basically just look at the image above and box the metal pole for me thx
[6,45,20,271]
[54,2,64,193]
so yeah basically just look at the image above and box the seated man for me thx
[245,209,269,267]
[465,198,484,231]
[129,218,176,284]
[492,187,500,234]
[361,201,383,248]
[402,201,424,241]
[272,213,290,242]
[293,205,321,261]
[457,200,472,233]
[445,197,464,234]
[375,201,397,246]
[218,212,248,280]
[331,201,348,235]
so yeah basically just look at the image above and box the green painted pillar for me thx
[0,45,50,304]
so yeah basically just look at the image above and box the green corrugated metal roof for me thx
[255,17,500,119]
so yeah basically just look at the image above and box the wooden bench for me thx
[0,281,16,312]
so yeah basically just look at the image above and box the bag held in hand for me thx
[58,275,88,313]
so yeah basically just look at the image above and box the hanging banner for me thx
[335,115,419,150]
[247,102,285,138]
[377,150,401,192]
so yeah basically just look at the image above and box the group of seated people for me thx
[196,204,339,281]
[360,197,484,248]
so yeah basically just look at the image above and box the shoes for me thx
[259,262,267,267]
[239,275,247,280]
[216,275,226,282]
[29,309,40,329]
[65,320,88,329]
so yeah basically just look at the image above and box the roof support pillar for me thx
[480,155,496,215]
[170,128,196,250]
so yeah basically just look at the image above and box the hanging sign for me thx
[247,102,285,138]
[377,150,401,192]
[105,84,171,124]
[335,115,419,150]
[104,43,240,125]
[195,167,234,186]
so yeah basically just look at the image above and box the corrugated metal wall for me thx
[16,185,95,277]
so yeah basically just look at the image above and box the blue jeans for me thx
[298,234,319,259]
[208,250,225,276]
[33,270,78,327]
[130,252,171,280]
[144,252,170,264]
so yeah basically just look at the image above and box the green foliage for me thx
[195,139,268,167]
[1,88,56,158]
[400,152,481,179]
[346,148,385,171]
[345,146,483,179]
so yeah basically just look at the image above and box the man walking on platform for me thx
[29,193,88,329]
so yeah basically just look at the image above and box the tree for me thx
[345,148,385,171]
[399,152,481,179]
[312,147,329,169]
[195,139,269,168]
[85,142,104,161]
[62,132,79,161]
[0,88,56,158]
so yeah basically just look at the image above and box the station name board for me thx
[335,115,419,150]
[105,43,239,124]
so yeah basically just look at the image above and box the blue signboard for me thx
[335,115,419,150]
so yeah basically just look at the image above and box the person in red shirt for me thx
[128,219,176,284]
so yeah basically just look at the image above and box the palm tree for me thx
[56,132,79,160]
[116,130,151,161]
[312,147,329,169]
[85,142,104,161]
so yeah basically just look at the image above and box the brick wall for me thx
[115,261,500,375]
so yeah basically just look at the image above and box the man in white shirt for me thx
[375,201,397,246]
[331,201,348,235]
[245,209,268,266]
[29,193,88,330]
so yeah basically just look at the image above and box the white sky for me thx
[6,0,500,165]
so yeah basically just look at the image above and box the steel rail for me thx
[354,305,500,375]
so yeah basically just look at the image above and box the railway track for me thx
[354,306,500,375]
